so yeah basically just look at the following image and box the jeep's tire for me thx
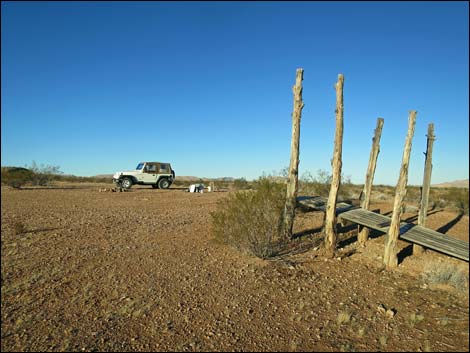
[121,177,133,189]
[158,178,170,189]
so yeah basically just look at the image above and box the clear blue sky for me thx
[2,1,469,185]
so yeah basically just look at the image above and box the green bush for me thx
[299,169,354,199]
[233,177,251,190]
[1,167,35,189]
[443,188,469,214]
[429,187,469,214]
[405,186,422,204]
[211,178,287,259]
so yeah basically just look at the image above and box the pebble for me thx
[386,309,396,319]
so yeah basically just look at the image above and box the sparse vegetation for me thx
[1,183,468,352]
[299,169,358,200]
[439,187,469,214]
[1,163,113,188]
[337,310,352,325]
[404,185,422,204]
[233,177,251,190]
[1,167,35,189]
[421,261,469,292]
[379,335,388,347]
[13,221,27,235]
[408,312,425,328]
[172,177,254,191]
[211,177,287,259]
[28,161,63,186]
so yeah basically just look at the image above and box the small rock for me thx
[377,304,387,314]
[386,309,396,319]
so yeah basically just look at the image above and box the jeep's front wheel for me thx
[121,177,133,189]
[158,178,171,189]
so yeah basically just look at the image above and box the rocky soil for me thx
[1,184,468,352]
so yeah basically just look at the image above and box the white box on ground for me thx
[189,184,205,193]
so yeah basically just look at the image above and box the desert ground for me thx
[1,183,469,352]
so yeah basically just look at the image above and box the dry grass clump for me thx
[408,312,425,327]
[211,177,287,259]
[421,261,469,292]
[379,335,388,347]
[336,310,352,325]
[13,221,27,235]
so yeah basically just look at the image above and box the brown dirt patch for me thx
[1,184,468,351]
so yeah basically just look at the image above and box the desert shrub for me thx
[28,161,63,186]
[233,177,251,190]
[422,262,469,292]
[404,186,422,203]
[443,188,469,214]
[1,167,35,189]
[299,169,354,199]
[211,177,286,259]
[214,180,228,190]
[13,221,27,235]
[428,187,469,214]
[375,184,395,198]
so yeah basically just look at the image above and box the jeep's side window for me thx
[146,164,156,173]
[160,164,168,172]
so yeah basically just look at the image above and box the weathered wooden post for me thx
[324,74,344,257]
[383,111,417,268]
[358,118,384,246]
[283,68,304,240]
[413,123,435,255]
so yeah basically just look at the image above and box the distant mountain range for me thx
[432,179,469,188]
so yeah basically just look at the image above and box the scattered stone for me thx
[386,309,396,319]
[377,304,387,314]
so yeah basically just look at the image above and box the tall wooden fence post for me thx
[324,74,344,257]
[358,118,384,246]
[414,123,435,255]
[383,111,417,268]
[283,68,304,240]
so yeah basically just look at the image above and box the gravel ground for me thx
[1,184,468,352]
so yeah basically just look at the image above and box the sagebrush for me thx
[211,178,287,259]
[422,261,469,292]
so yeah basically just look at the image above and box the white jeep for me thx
[113,162,175,190]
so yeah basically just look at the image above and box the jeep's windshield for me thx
[136,163,144,170]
